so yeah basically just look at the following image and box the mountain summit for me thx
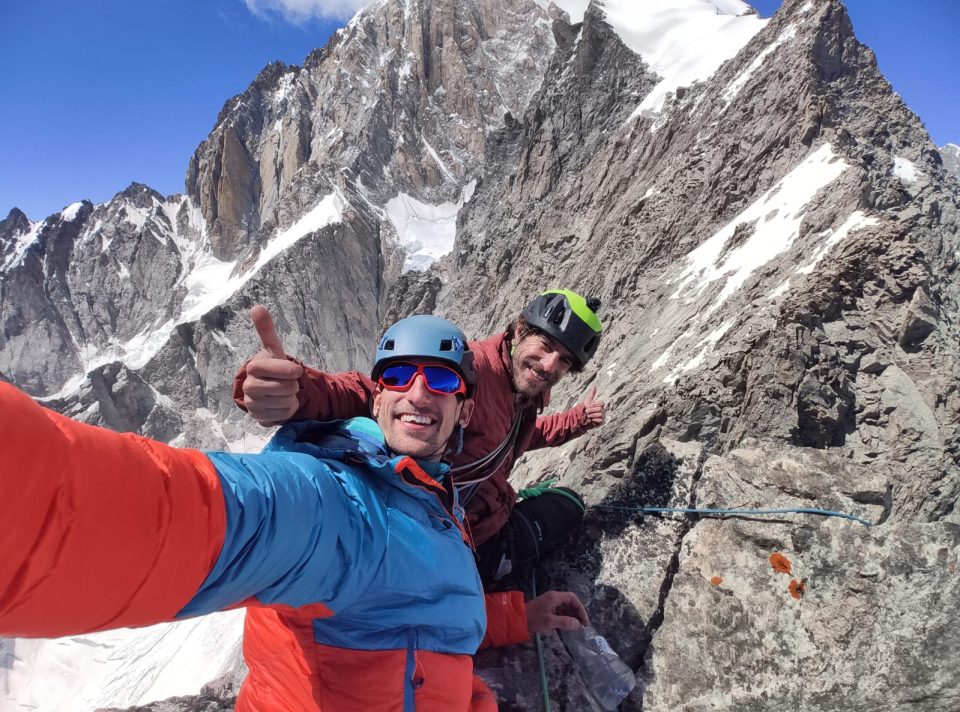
[2,0,958,710]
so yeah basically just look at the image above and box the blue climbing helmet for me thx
[373,315,477,397]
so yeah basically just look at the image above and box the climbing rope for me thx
[593,504,873,527]
[530,569,552,712]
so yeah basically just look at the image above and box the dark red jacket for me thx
[233,332,594,545]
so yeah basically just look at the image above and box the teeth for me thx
[400,414,434,425]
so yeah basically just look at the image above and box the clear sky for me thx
[1,0,956,220]
[751,0,958,149]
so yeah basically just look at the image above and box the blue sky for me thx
[1,0,956,220]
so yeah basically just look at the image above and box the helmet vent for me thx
[382,339,395,351]
[439,339,453,351]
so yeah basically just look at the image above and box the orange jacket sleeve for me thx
[0,382,225,638]
[480,591,529,649]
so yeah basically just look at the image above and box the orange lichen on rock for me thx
[789,579,806,599]
[710,576,723,586]
[769,552,792,574]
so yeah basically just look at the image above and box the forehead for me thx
[524,330,575,360]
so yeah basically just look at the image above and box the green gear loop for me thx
[517,479,585,511]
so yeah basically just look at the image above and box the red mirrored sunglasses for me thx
[377,361,466,396]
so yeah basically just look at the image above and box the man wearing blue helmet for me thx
[236,290,606,588]
[0,314,588,712]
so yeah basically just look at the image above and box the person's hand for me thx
[242,305,304,426]
[581,385,605,428]
[525,591,590,636]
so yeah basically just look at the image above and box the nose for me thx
[541,350,562,373]
[406,374,433,403]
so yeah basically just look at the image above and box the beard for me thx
[511,355,557,399]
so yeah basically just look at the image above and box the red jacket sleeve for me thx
[232,359,374,421]
[480,591,529,649]
[526,403,592,451]
[0,382,226,638]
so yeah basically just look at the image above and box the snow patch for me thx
[671,321,733,378]
[769,211,878,298]
[2,612,244,712]
[422,137,454,182]
[61,202,85,222]
[385,181,476,272]
[52,193,345,388]
[893,155,921,184]
[602,0,766,118]
[272,72,295,104]
[721,25,796,106]
[672,144,848,316]
[121,203,152,230]
[1,219,43,272]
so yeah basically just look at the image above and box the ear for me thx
[372,385,383,418]
[513,323,522,342]
[458,398,475,428]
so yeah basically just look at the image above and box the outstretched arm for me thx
[528,386,605,450]
[0,383,379,638]
[0,382,225,637]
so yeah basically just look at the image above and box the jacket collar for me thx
[265,418,466,531]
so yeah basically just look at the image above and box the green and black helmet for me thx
[521,289,602,369]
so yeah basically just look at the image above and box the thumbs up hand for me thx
[242,305,304,426]
[581,385,605,428]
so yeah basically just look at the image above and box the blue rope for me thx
[594,504,873,527]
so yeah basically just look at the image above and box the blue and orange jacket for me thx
[0,382,512,711]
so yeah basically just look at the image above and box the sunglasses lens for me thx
[422,366,464,393]
[380,363,418,389]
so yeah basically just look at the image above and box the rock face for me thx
[0,0,555,448]
[943,143,960,180]
[442,0,960,708]
[3,0,960,710]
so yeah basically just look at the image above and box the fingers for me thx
[582,388,605,427]
[550,590,590,626]
[242,370,301,426]
[243,393,299,425]
[251,305,287,360]
[551,614,585,631]
[246,357,304,381]
[527,591,590,635]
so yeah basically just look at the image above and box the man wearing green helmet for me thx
[235,289,605,586]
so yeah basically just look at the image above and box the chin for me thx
[520,378,549,398]
[392,432,444,459]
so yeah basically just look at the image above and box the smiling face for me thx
[510,326,575,400]
[372,361,475,461]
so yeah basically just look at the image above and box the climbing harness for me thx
[453,409,523,492]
